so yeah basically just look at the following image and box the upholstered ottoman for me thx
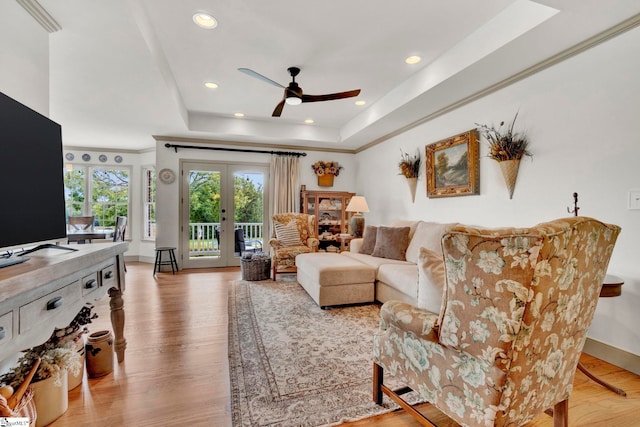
[295,253,376,308]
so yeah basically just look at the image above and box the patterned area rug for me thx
[228,279,420,427]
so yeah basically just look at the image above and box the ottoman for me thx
[295,253,376,308]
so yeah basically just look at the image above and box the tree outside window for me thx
[64,166,130,235]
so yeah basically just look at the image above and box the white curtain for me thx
[269,155,300,218]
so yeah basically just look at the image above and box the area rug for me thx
[228,279,421,427]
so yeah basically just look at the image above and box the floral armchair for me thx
[373,216,620,427]
[269,213,319,279]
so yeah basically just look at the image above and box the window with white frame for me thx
[64,165,130,236]
[143,166,156,240]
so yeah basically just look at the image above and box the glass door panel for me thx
[181,162,268,269]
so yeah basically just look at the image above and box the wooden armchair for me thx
[269,213,319,279]
[373,216,620,427]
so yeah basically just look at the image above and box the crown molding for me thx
[354,12,640,154]
[16,0,61,33]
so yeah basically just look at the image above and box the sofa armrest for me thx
[379,300,439,341]
[306,237,320,250]
[349,238,364,252]
[269,238,281,250]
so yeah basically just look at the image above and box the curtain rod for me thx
[164,143,307,157]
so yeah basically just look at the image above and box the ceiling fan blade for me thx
[272,99,286,117]
[238,68,285,88]
[302,89,361,103]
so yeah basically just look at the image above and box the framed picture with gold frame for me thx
[425,129,479,198]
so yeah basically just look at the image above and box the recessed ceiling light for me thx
[234,112,245,117]
[304,119,314,124]
[193,13,217,29]
[405,55,422,65]
[355,100,366,106]
[204,82,218,89]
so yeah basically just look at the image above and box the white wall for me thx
[0,1,50,115]
[355,26,640,359]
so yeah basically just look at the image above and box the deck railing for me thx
[188,222,264,256]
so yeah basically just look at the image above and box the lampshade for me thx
[345,196,369,214]
[346,196,369,238]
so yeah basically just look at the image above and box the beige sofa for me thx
[340,220,451,313]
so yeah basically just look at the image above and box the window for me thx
[64,165,130,235]
[143,166,156,240]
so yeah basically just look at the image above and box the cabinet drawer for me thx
[81,272,100,297]
[101,264,117,289]
[19,281,82,334]
[0,311,13,346]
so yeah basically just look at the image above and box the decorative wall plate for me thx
[158,168,176,184]
[99,154,107,162]
[114,155,123,163]
[65,153,74,161]
[82,153,91,161]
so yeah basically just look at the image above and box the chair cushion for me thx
[416,247,446,315]
[359,225,378,255]
[371,226,410,261]
[274,220,303,247]
[405,221,451,264]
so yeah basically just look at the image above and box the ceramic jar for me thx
[85,330,114,378]
[67,335,85,390]
[31,373,68,427]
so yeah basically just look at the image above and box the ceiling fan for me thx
[238,67,361,117]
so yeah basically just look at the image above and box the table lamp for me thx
[345,196,369,238]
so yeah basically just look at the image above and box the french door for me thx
[180,161,268,268]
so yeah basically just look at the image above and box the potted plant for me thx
[476,112,532,198]
[311,161,343,187]
[398,149,421,202]
[0,304,96,427]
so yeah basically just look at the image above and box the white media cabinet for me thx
[0,242,128,363]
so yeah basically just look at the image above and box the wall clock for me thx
[158,168,176,184]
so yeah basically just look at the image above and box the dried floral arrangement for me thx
[0,303,98,387]
[476,112,532,161]
[311,161,343,176]
[398,149,421,178]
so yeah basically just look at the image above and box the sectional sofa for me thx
[296,220,451,312]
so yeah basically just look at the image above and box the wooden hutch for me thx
[300,190,355,252]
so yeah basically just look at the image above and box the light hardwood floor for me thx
[53,263,640,426]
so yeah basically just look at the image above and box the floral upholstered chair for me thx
[373,216,620,427]
[269,213,319,279]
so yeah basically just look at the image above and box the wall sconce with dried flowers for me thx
[398,149,421,202]
[476,112,532,199]
[312,161,343,187]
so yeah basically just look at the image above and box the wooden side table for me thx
[577,274,626,396]
[337,234,353,252]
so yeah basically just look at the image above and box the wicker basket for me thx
[10,386,37,427]
[241,258,271,281]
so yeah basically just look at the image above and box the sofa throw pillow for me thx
[274,221,303,247]
[371,226,410,261]
[359,225,378,254]
[417,247,446,315]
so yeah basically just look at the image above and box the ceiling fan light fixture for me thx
[285,96,302,106]
[193,12,218,29]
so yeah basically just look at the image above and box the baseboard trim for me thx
[583,338,640,376]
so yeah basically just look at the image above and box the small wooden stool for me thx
[154,247,178,275]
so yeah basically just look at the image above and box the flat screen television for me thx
[0,91,69,264]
